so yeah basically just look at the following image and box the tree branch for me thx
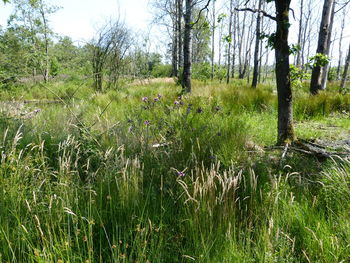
[192,0,211,26]
[335,0,350,13]
[235,7,276,21]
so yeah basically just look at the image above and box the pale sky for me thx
[0,0,349,63]
[0,0,154,43]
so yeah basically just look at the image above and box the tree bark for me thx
[340,43,350,92]
[39,0,49,83]
[336,8,346,80]
[295,0,303,67]
[182,0,192,93]
[171,13,178,77]
[251,0,262,88]
[274,0,295,144]
[310,0,335,95]
[177,0,183,71]
[226,0,233,84]
[320,2,335,90]
[210,0,215,80]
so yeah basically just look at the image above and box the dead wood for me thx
[265,139,350,161]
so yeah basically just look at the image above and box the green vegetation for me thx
[1,78,350,262]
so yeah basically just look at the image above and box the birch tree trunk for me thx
[210,0,215,80]
[295,0,304,67]
[320,2,335,91]
[310,0,335,95]
[340,43,350,92]
[336,8,346,80]
[226,0,233,84]
[177,0,183,70]
[252,0,262,88]
[39,0,49,83]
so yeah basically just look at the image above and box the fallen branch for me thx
[265,139,350,161]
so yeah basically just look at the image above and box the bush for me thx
[192,62,211,81]
[151,64,172,78]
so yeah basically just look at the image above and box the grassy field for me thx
[0,78,350,262]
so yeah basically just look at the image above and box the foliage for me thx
[151,64,172,78]
[192,9,211,63]
[290,64,308,89]
[192,62,211,81]
[307,53,331,69]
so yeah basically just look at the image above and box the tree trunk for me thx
[231,10,237,79]
[295,0,304,67]
[182,0,192,93]
[39,0,49,83]
[226,0,233,84]
[310,0,335,95]
[340,43,350,92]
[210,0,215,80]
[274,0,295,145]
[171,14,178,77]
[336,8,346,80]
[320,2,335,91]
[177,0,183,71]
[252,0,262,88]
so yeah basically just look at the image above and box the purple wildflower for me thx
[144,120,150,126]
[177,171,185,177]
[154,97,159,102]
[174,100,180,105]
[142,97,148,102]
[157,94,162,99]
[196,107,203,113]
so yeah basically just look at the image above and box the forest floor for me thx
[0,78,350,262]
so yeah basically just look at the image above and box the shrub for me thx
[151,64,172,78]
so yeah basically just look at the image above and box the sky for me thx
[0,0,154,44]
[0,0,349,64]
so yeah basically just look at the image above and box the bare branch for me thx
[335,0,350,13]
[192,0,211,26]
[235,7,276,21]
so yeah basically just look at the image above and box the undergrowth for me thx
[0,79,350,262]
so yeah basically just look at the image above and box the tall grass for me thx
[1,78,350,262]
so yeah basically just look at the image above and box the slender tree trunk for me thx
[275,0,295,144]
[39,0,49,83]
[226,0,233,84]
[310,0,335,95]
[295,0,304,67]
[320,2,335,90]
[336,8,346,80]
[252,0,262,88]
[182,0,192,93]
[263,49,269,82]
[177,0,183,71]
[301,6,312,71]
[218,22,223,66]
[211,0,215,80]
[232,10,237,78]
[340,43,350,92]
[171,14,178,77]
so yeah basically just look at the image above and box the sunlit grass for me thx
[1,78,350,262]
